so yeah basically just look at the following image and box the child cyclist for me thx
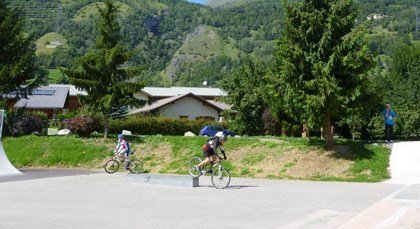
[114,134,130,169]
[195,131,227,173]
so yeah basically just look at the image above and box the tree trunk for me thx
[322,116,334,149]
[103,113,109,139]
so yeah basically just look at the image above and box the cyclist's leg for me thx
[123,150,130,168]
[197,157,210,167]
[197,150,211,168]
[116,152,125,160]
[207,155,218,173]
[209,155,218,164]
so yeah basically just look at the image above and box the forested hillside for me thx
[10,0,419,88]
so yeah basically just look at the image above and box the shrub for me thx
[109,116,223,135]
[10,113,48,136]
[61,115,100,137]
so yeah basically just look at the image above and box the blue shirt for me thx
[382,109,397,125]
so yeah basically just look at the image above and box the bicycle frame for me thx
[204,157,225,173]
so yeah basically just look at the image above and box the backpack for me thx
[202,137,217,151]
[127,142,133,154]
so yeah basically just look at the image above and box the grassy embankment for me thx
[3,135,390,182]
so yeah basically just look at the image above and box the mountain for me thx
[9,0,420,87]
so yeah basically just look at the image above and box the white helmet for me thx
[215,131,227,141]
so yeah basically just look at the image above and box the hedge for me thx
[109,116,224,135]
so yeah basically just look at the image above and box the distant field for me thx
[162,25,241,79]
[35,32,67,56]
[73,1,133,22]
[47,69,64,83]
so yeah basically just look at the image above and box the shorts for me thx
[117,150,129,157]
[203,149,216,158]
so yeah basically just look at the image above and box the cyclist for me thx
[114,134,130,169]
[195,131,227,173]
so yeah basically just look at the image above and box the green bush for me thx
[109,116,223,135]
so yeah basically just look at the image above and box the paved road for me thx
[0,170,408,229]
[1,141,419,228]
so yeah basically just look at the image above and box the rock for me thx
[57,129,71,135]
[122,130,132,135]
[47,128,58,135]
[184,131,196,137]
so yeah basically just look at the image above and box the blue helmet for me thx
[118,134,124,139]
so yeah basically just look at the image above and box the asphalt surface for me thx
[0,170,405,229]
[0,141,419,228]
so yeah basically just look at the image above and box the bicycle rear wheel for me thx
[128,159,143,173]
[211,168,231,189]
[188,156,202,177]
[104,159,119,174]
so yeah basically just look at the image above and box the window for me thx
[32,90,55,95]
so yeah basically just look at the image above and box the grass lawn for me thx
[47,69,65,83]
[2,135,391,182]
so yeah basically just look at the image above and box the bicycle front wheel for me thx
[128,159,143,174]
[188,156,202,177]
[104,159,119,174]
[211,168,231,189]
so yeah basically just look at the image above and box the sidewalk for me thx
[386,141,420,184]
[340,141,420,228]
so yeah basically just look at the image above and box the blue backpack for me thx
[127,142,133,154]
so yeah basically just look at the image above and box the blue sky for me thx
[187,0,207,4]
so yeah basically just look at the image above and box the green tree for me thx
[272,0,374,148]
[383,43,420,138]
[0,0,42,100]
[61,0,143,138]
[221,61,268,135]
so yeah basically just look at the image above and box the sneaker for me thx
[194,165,201,172]
[390,140,394,143]
[385,140,389,143]
[124,161,131,170]
[217,172,223,179]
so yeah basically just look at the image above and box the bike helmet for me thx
[118,134,124,139]
[216,131,227,141]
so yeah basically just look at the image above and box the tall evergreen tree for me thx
[272,0,374,148]
[61,0,143,138]
[221,61,268,135]
[0,0,41,100]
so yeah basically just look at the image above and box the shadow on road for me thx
[0,168,100,183]
[198,184,258,189]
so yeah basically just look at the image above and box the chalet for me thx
[135,86,227,105]
[6,85,86,119]
[129,92,230,121]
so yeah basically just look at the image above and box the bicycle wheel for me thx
[104,159,119,174]
[188,156,203,177]
[211,167,231,189]
[128,159,143,174]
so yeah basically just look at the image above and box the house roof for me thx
[14,86,69,109]
[141,87,227,97]
[206,100,232,110]
[129,93,226,115]
[49,84,88,96]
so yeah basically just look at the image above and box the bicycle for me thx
[188,156,231,189]
[104,149,143,174]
